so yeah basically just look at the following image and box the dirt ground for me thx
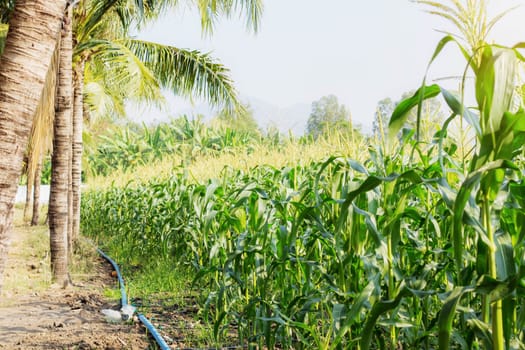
[0,209,152,350]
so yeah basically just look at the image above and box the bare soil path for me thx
[0,208,151,349]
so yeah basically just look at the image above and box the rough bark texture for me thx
[49,5,72,286]
[71,61,84,248]
[31,159,42,226]
[68,118,73,254]
[0,0,68,291]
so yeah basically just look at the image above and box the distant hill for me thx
[243,97,310,135]
[127,95,312,136]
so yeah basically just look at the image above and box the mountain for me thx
[243,97,310,135]
[127,95,311,136]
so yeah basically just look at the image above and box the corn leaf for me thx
[388,84,441,141]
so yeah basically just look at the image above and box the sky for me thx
[136,0,525,133]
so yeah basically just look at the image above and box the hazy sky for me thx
[137,1,525,132]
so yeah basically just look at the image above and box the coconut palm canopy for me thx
[74,0,264,122]
[0,0,263,119]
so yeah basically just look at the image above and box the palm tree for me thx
[49,4,74,287]
[0,0,69,291]
[1,2,53,228]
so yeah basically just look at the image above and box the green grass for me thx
[126,263,194,306]
[103,287,122,301]
[2,205,99,303]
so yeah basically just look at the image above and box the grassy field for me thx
[1,205,100,304]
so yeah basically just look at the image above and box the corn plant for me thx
[388,33,525,348]
[80,18,525,350]
[85,115,262,177]
[82,143,448,349]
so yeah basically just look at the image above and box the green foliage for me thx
[195,0,263,34]
[82,152,442,348]
[212,104,261,136]
[81,2,525,349]
[124,39,243,113]
[83,104,525,348]
[85,116,261,177]
[75,0,262,123]
[19,155,51,186]
[306,95,354,139]
[0,0,14,24]
[374,91,444,145]
[0,23,7,55]
[384,28,525,350]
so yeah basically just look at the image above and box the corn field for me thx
[82,39,525,349]
[85,116,271,177]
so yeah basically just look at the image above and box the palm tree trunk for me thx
[24,170,32,222]
[31,158,42,226]
[49,5,73,287]
[0,0,68,292]
[71,61,84,248]
[68,123,73,254]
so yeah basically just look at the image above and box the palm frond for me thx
[26,36,59,198]
[131,0,181,25]
[195,0,263,34]
[75,0,124,43]
[124,38,242,112]
[83,77,126,120]
[75,0,183,40]
[81,39,164,106]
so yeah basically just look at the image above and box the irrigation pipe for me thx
[96,247,171,350]
[138,314,171,349]
[96,248,128,306]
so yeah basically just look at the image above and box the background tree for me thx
[212,104,261,137]
[373,97,395,144]
[1,1,53,228]
[306,95,353,139]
